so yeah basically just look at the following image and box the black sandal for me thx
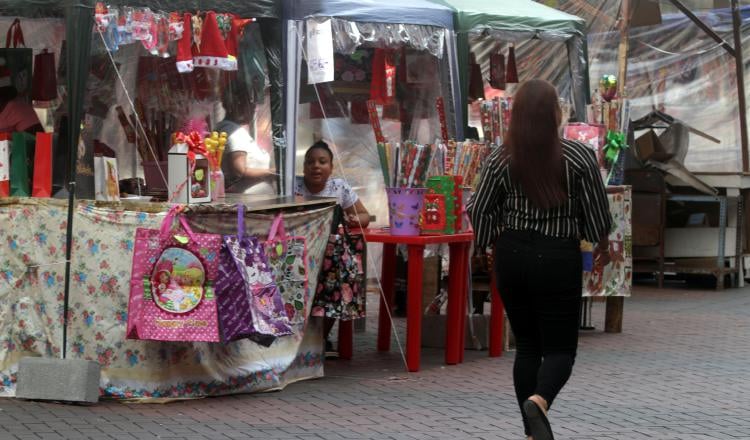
[522,399,554,440]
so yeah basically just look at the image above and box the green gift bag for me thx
[10,131,34,197]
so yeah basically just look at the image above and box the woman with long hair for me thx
[468,79,612,440]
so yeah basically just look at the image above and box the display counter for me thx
[0,196,335,399]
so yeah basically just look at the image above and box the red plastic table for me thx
[339,229,474,372]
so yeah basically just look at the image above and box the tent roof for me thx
[433,0,585,38]
[0,0,280,19]
[282,0,455,29]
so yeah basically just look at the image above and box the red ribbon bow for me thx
[175,131,208,165]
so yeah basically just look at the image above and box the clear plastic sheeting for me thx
[293,44,457,230]
[331,19,446,58]
[79,12,279,199]
[521,1,750,173]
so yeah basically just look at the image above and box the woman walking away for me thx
[467,79,612,440]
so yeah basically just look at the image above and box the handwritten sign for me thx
[306,18,334,85]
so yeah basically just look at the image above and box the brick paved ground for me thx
[1,283,750,440]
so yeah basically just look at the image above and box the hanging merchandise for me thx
[489,52,506,90]
[0,18,33,102]
[9,132,34,197]
[95,3,119,52]
[192,12,236,71]
[127,207,222,342]
[468,52,484,101]
[32,49,57,102]
[311,207,367,321]
[168,12,184,41]
[0,133,8,197]
[223,15,254,77]
[155,12,170,58]
[131,8,154,45]
[350,98,369,124]
[218,205,293,346]
[264,214,308,327]
[31,132,52,197]
[117,7,134,46]
[175,13,194,73]
[506,45,519,84]
[370,48,396,105]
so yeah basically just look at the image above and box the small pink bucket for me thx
[386,187,426,236]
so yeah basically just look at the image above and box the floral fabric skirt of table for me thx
[0,198,333,399]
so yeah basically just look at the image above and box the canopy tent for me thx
[281,0,461,195]
[432,0,590,135]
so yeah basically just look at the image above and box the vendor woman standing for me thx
[217,84,275,195]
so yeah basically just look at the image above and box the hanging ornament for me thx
[192,13,203,52]
[215,14,232,40]
[600,74,618,102]
[506,44,518,84]
[468,52,484,101]
[168,12,184,41]
[489,52,506,90]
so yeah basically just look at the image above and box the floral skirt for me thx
[311,230,366,320]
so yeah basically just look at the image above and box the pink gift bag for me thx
[127,206,222,342]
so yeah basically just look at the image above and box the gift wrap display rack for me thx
[334,101,511,372]
[563,76,633,333]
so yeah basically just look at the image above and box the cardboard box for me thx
[635,130,673,162]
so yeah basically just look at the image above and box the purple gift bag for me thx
[216,205,293,346]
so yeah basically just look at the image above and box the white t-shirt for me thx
[218,120,274,195]
[294,176,358,209]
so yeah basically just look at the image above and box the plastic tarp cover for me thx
[107,1,279,18]
[282,0,454,29]
[291,19,457,275]
[434,0,585,39]
[330,19,446,58]
[528,0,750,173]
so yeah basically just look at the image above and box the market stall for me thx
[0,0,341,399]
[549,1,750,288]
[433,0,589,141]
[282,0,461,225]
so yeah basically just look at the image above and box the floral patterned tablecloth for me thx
[583,186,632,297]
[0,198,333,398]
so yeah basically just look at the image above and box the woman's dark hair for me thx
[305,140,334,161]
[504,79,567,210]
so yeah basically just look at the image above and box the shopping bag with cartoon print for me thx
[264,213,308,328]
[127,206,222,342]
[217,205,292,346]
[311,207,367,321]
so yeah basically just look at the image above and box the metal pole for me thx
[617,0,631,98]
[731,0,749,172]
[667,0,736,57]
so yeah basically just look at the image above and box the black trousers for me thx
[493,230,582,435]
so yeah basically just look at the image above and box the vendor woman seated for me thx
[217,91,276,195]
[294,140,370,228]
[295,140,370,356]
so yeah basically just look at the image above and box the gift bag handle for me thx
[236,204,246,241]
[158,205,197,243]
[6,19,25,48]
[268,213,287,242]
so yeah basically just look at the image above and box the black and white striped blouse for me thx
[467,139,613,249]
